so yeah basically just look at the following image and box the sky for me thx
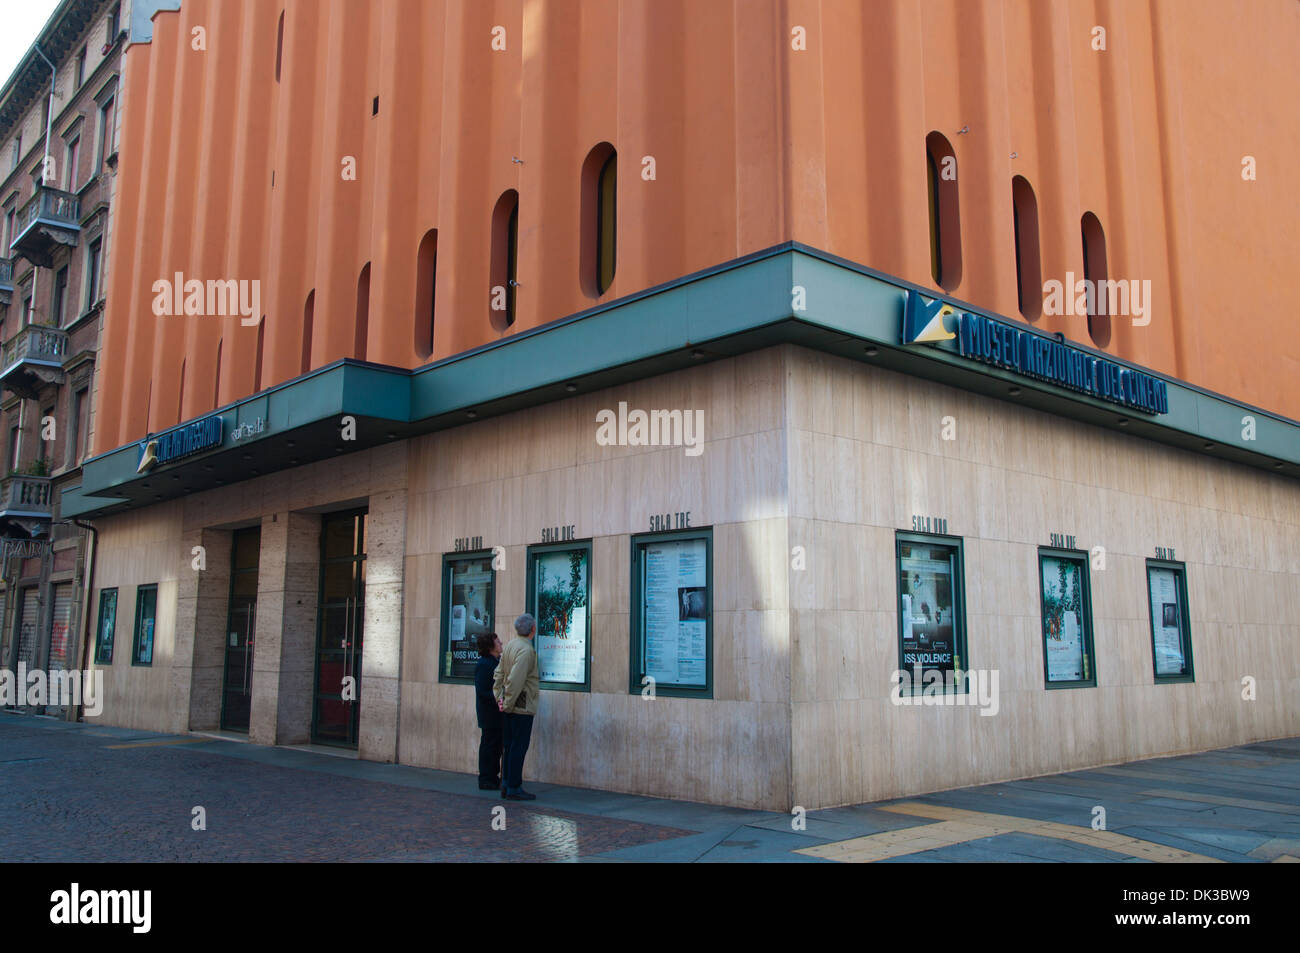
[0,0,64,89]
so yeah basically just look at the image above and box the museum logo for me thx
[151,272,262,326]
[902,293,959,345]
[595,401,704,457]
[0,664,103,715]
[889,665,1000,716]
[50,884,151,933]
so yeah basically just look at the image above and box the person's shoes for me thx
[500,786,508,799]
[478,780,500,790]
[505,789,537,801]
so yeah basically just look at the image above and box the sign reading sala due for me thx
[903,292,1168,415]
[136,414,223,473]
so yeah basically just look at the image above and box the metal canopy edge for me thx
[64,246,1299,520]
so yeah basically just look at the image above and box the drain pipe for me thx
[33,44,57,186]
[70,518,97,723]
[30,44,58,322]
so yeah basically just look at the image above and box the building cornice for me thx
[0,0,111,137]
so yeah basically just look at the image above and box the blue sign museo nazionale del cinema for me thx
[902,291,1168,416]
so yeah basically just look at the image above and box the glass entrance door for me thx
[220,527,261,732]
[312,509,366,747]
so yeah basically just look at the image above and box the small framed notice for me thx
[1146,560,1193,682]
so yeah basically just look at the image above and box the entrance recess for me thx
[312,509,367,747]
[4,587,39,710]
[46,583,73,716]
[220,527,261,732]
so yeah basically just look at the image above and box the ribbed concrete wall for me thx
[93,0,1300,452]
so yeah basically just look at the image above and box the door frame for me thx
[219,526,261,732]
[310,507,368,747]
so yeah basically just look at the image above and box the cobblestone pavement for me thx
[0,716,690,862]
[4,713,1298,863]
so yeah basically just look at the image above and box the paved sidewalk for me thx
[2,712,1297,862]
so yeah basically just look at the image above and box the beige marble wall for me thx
[82,345,1297,812]
[784,345,1300,809]
[250,511,320,746]
[399,349,794,809]
[85,442,409,741]
[86,500,185,730]
[360,488,407,762]
[185,527,233,731]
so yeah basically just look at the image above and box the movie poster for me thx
[898,542,957,677]
[97,590,117,663]
[533,548,589,684]
[447,557,494,679]
[1148,567,1186,676]
[641,539,707,687]
[1042,556,1086,681]
[138,618,154,665]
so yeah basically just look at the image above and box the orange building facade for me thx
[93,0,1300,442]
[63,1,1299,810]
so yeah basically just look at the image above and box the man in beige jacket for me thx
[493,613,540,800]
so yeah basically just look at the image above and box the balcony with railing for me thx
[0,474,54,525]
[0,323,69,399]
[0,257,12,306]
[9,187,81,268]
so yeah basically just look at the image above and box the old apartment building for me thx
[0,0,175,717]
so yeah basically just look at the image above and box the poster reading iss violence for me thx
[533,548,589,685]
[447,557,494,679]
[898,542,957,676]
[1041,556,1085,681]
[642,539,707,687]
[1148,567,1186,676]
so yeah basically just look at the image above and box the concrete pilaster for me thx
[179,527,232,732]
[249,512,319,746]
[358,490,406,762]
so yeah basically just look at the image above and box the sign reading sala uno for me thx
[903,292,1168,416]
